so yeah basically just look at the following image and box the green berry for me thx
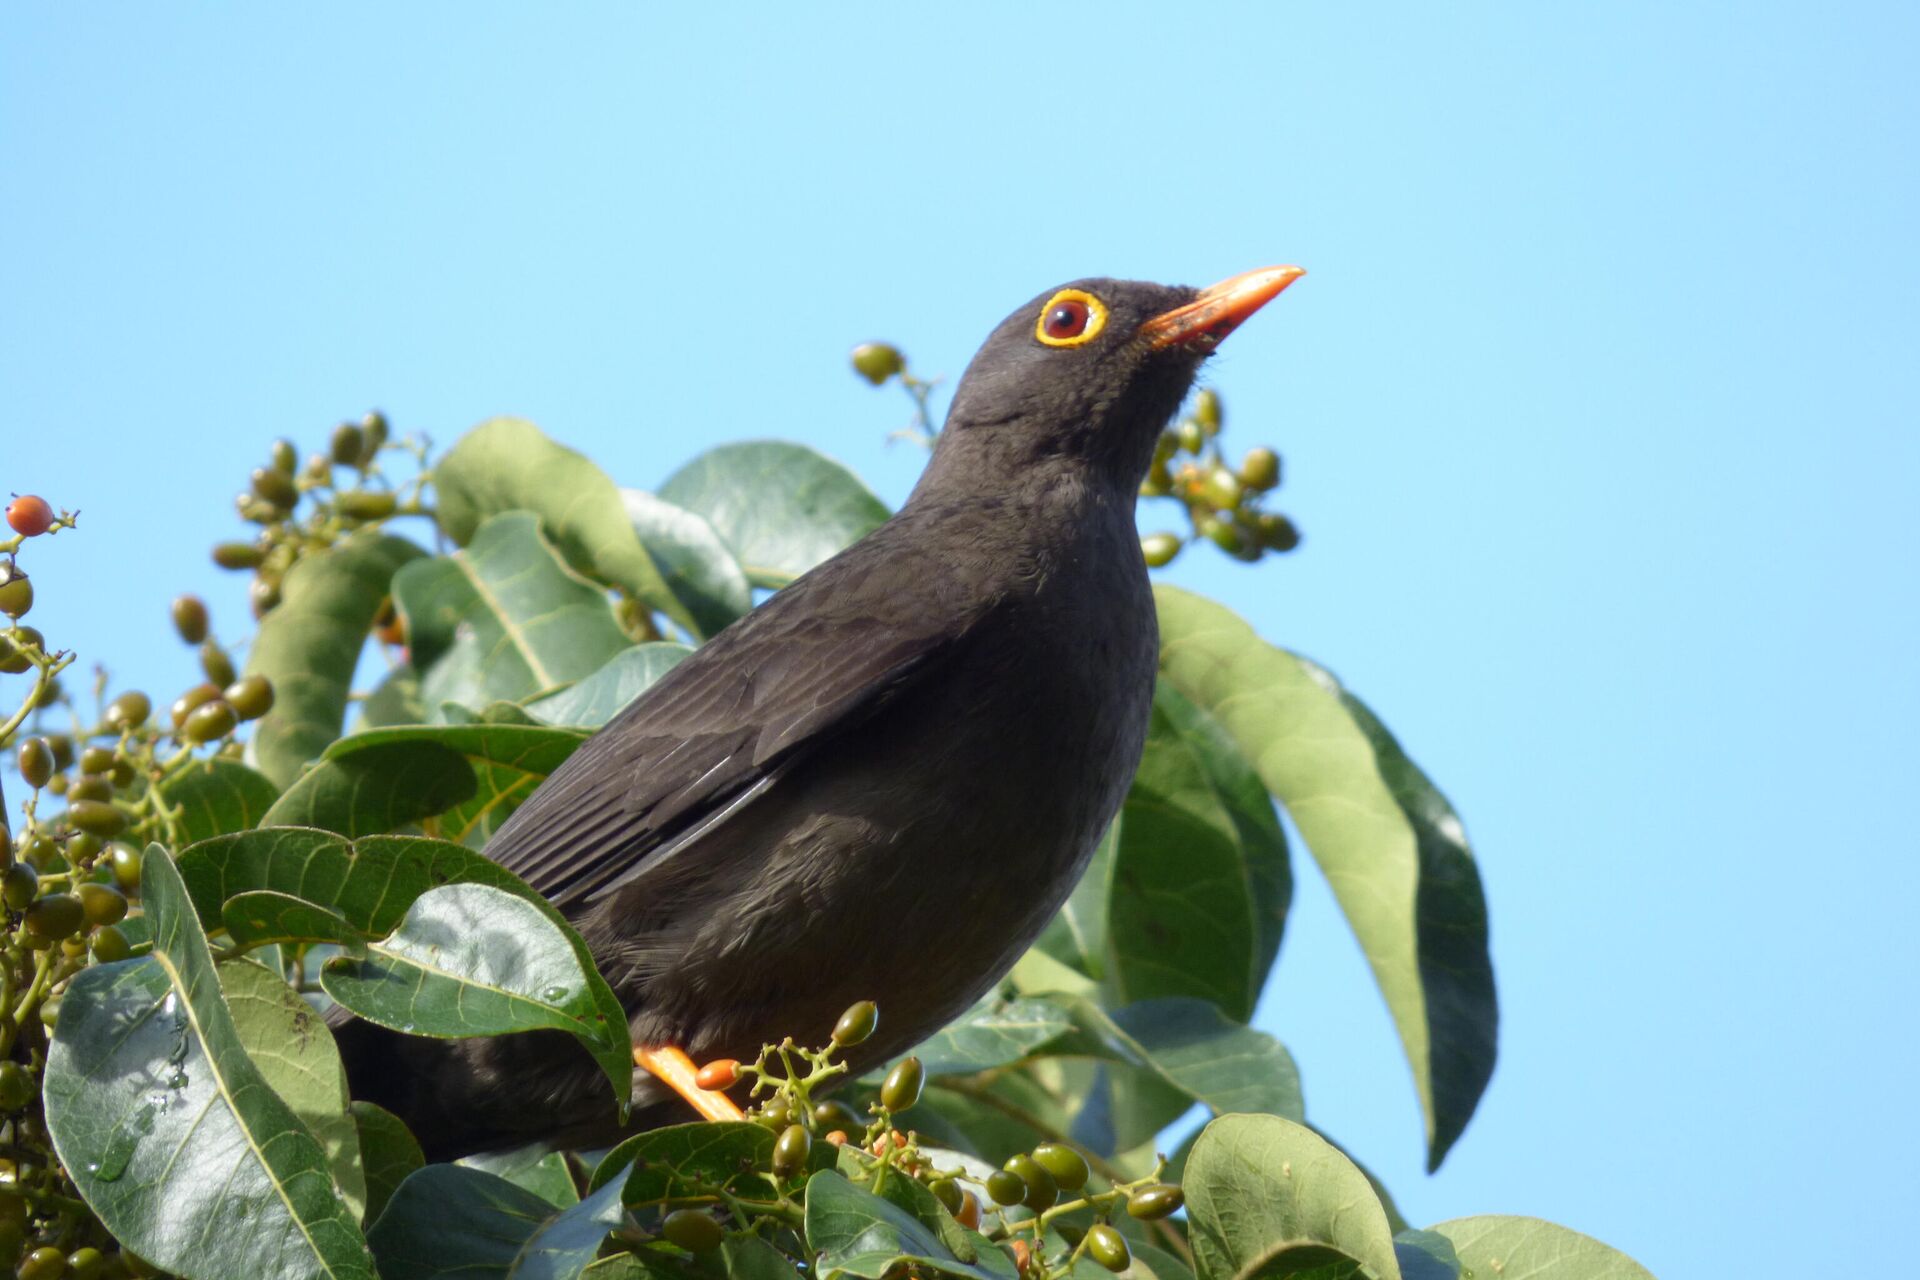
[91,924,131,963]
[79,746,114,776]
[1239,446,1280,491]
[18,1243,65,1280]
[772,1122,812,1178]
[832,999,878,1047]
[66,831,102,863]
[251,576,282,618]
[200,641,237,688]
[17,739,54,790]
[359,410,390,462]
[1194,387,1223,431]
[337,490,398,520]
[105,690,152,730]
[69,774,112,803]
[1174,420,1205,454]
[1085,1224,1131,1273]
[851,342,905,385]
[660,1208,724,1254]
[270,438,299,475]
[812,1099,862,1133]
[171,683,221,727]
[1003,1153,1057,1211]
[330,423,365,466]
[0,568,33,620]
[251,465,299,510]
[930,1177,965,1214]
[1126,1184,1184,1220]
[65,799,127,838]
[183,700,238,744]
[0,634,28,675]
[170,594,210,645]
[1256,513,1301,552]
[0,1062,33,1110]
[880,1056,924,1113]
[108,844,142,893]
[1205,466,1243,510]
[65,1248,105,1280]
[14,833,53,870]
[212,542,266,570]
[1140,533,1181,568]
[985,1169,1027,1206]
[224,675,275,721]
[76,882,128,927]
[1031,1142,1089,1191]
[25,893,85,942]
[1201,517,1243,555]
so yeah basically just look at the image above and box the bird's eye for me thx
[1034,289,1108,348]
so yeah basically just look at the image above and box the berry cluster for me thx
[208,411,429,618]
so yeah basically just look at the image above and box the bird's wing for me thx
[481,521,989,911]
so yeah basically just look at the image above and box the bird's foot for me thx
[634,1044,746,1122]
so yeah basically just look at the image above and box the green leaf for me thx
[395,511,633,708]
[43,847,377,1280]
[175,829,631,1101]
[1103,681,1290,1022]
[245,531,426,788]
[1184,1114,1400,1280]
[270,723,587,845]
[461,1146,579,1207]
[1154,585,1496,1170]
[158,758,282,844]
[526,643,693,728]
[588,1121,776,1206]
[220,957,367,1221]
[356,663,426,730]
[805,1170,1018,1280]
[351,1101,424,1225]
[1105,1000,1302,1134]
[223,890,367,949]
[433,418,692,632]
[908,996,1080,1075]
[368,1163,626,1279]
[622,488,753,638]
[1421,1218,1654,1280]
[659,441,889,589]
[320,883,629,1102]
[260,737,480,837]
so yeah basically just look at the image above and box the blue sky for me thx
[4,6,1915,1275]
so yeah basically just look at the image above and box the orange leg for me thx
[634,1044,746,1122]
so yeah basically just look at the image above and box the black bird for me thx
[336,266,1303,1157]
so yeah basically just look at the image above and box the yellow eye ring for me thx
[1034,289,1108,348]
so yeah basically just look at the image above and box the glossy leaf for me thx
[1422,1217,1654,1280]
[461,1146,579,1207]
[268,723,587,845]
[320,883,629,1101]
[1154,584,1496,1170]
[220,957,367,1221]
[223,889,366,950]
[622,488,753,638]
[588,1121,776,1206]
[352,1101,425,1225]
[1183,1114,1399,1280]
[368,1162,626,1279]
[43,847,377,1280]
[395,511,633,707]
[526,642,693,728]
[245,531,426,787]
[658,441,889,588]
[260,737,479,837]
[1104,681,1290,1021]
[158,757,281,845]
[432,418,692,631]
[175,828,631,1099]
[804,1170,1017,1280]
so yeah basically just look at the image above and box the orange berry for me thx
[5,496,53,538]
[1010,1240,1032,1274]
[956,1192,981,1230]
[694,1058,739,1091]
[825,1130,849,1146]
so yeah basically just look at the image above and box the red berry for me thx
[694,1058,740,1091]
[6,496,53,538]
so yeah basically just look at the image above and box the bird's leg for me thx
[634,1044,746,1122]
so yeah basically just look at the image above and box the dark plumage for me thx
[335,268,1301,1158]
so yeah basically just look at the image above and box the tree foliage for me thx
[0,362,1653,1277]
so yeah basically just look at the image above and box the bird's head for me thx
[926,266,1304,494]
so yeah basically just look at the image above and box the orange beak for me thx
[1140,265,1306,351]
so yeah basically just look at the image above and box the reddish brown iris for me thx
[1043,299,1092,340]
